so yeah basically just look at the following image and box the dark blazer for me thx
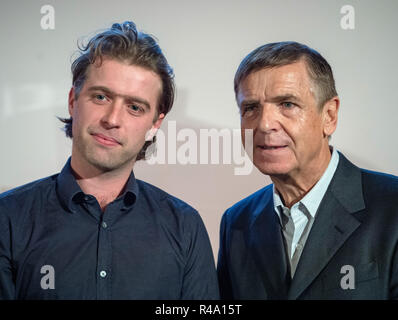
[217,153,398,299]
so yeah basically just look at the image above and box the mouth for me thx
[91,133,121,146]
[257,145,287,150]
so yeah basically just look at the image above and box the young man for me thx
[0,21,219,300]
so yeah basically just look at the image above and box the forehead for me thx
[237,60,315,102]
[84,58,162,98]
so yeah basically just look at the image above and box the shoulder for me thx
[222,184,273,226]
[136,179,202,224]
[0,175,57,206]
[0,175,58,222]
[361,168,398,189]
[361,168,398,201]
[337,152,398,193]
[334,152,398,204]
[338,152,398,211]
[136,179,196,212]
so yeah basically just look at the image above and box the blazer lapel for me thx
[248,188,290,299]
[288,153,366,300]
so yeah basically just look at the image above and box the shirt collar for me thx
[273,146,340,219]
[121,170,139,210]
[56,157,139,213]
[56,158,84,213]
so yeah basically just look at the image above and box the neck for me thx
[70,156,135,211]
[272,146,332,208]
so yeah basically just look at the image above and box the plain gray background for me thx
[1,0,397,260]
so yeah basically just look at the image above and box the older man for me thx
[0,21,219,300]
[217,42,398,299]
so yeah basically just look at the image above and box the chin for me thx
[254,162,293,177]
[253,152,296,176]
[85,151,129,172]
[87,158,119,172]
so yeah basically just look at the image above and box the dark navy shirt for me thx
[0,159,219,300]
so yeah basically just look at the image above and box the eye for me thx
[281,101,295,108]
[245,105,256,111]
[93,94,108,103]
[128,104,144,114]
[241,104,259,117]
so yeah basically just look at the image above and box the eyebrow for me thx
[87,86,152,110]
[239,99,260,107]
[239,94,303,108]
[269,94,302,104]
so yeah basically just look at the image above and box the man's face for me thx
[237,60,337,180]
[68,58,164,172]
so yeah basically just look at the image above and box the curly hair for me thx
[59,21,175,160]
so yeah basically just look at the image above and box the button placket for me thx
[96,211,112,299]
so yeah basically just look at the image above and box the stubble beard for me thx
[74,132,137,173]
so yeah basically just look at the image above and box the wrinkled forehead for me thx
[236,61,317,103]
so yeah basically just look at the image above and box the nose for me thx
[257,103,280,133]
[100,100,123,129]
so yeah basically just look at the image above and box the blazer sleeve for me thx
[390,241,398,299]
[217,211,234,299]
[0,206,15,300]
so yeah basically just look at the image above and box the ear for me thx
[146,113,165,141]
[68,87,76,117]
[322,96,340,137]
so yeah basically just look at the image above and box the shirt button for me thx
[102,221,107,229]
[100,270,107,278]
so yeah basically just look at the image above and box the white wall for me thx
[1,0,397,261]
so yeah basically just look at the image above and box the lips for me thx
[255,144,288,158]
[92,133,121,146]
[258,145,287,150]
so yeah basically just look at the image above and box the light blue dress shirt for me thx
[273,147,340,277]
